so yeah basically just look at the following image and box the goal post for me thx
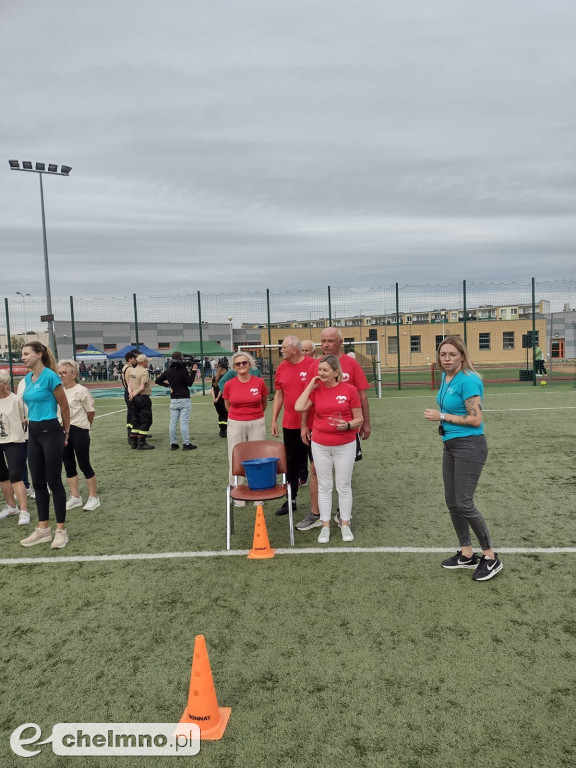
[238,340,382,398]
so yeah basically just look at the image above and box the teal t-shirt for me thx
[23,368,61,421]
[436,370,484,442]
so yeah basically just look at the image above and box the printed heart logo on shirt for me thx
[250,388,259,395]
[299,372,307,380]
[336,395,347,403]
[342,373,350,382]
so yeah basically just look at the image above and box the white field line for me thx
[2,546,576,566]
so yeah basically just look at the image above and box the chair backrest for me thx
[231,440,287,477]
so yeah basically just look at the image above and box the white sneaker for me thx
[0,505,19,520]
[233,500,246,507]
[21,527,52,547]
[83,496,101,511]
[65,496,83,510]
[51,528,69,549]
[18,511,31,526]
[317,526,330,544]
[253,500,264,506]
[341,525,354,542]
[26,488,36,498]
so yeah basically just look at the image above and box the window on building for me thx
[388,336,398,355]
[103,344,117,351]
[435,335,444,349]
[75,344,88,351]
[502,332,514,350]
[410,335,421,353]
[158,342,171,349]
[479,333,490,350]
[367,329,377,341]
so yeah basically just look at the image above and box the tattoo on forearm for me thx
[464,397,482,420]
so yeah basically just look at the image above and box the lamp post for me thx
[9,160,72,354]
[228,316,233,352]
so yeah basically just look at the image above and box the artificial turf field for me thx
[1,385,575,767]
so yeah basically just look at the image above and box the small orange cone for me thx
[247,504,276,559]
[178,635,231,740]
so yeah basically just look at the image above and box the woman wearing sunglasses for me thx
[223,352,268,501]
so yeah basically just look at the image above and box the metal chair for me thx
[226,440,294,549]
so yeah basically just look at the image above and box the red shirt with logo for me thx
[310,355,370,390]
[274,356,316,429]
[308,382,361,446]
[223,376,268,421]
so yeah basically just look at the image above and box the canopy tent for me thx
[163,341,233,358]
[75,344,108,362]
[106,344,163,360]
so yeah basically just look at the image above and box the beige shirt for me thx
[129,365,152,397]
[64,384,94,430]
[0,392,27,444]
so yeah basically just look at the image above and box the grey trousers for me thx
[442,434,492,550]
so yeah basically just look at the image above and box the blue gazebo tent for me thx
[106,344,163,360]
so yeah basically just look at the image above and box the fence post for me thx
[531,277,537,386]
[133,293,140,351]
[328,285,332,326]
[70,296,77,361]
[462,280,467,345]
[197,291,206,396]
[396,283,401,390]
[266,289,273,394]
[5,298,14,390]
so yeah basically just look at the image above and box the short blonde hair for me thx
[0,369,11,385]
[57,359,80,378]
[231,351,256,369]
[318,354,343,382]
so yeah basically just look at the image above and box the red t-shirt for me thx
[310,355,370,391]
[308,382,361,446]
[223,376,268,421]
[274,356,316,429]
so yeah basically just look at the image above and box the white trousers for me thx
[311,440,356,523]
[227,417,266,485]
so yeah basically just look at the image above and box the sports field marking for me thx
[2,546,575,566]
[94,409,125,418]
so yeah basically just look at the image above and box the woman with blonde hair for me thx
[295,354,363,543]
[20,341,70,549]
[0,369,30,526]
[223,351,268,502]
[424,335,503,581]
[57,359,100,511]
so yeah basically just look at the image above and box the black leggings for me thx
[28,419,66,524]
[0,443,25,484]
[63,425,95,479]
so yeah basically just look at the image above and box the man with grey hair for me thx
[271,335,316,517]
[301,340,316,357]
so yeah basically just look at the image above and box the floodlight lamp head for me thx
[9,160,20,169]
[60,165,72,175]
[35,162,45,171]
[48,164,58,172]
[22,161,33,170]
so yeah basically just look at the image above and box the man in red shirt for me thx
[297,327,372,531]
[271,336,317,517]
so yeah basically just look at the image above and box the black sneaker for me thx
[441,550,480,569]
[170,443,179,450]
[275,500,296,516]
[472,554,503,581]
[182,443,197,451]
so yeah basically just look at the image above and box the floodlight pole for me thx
[8,160,71,355]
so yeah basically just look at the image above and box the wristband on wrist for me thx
[347,422,351,430]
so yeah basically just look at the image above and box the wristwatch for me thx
[440,414,446,422]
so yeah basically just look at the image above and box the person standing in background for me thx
[155,351,197,451]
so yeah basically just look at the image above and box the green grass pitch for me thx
[1,385,575,767]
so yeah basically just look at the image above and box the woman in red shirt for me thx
[223,352,268,503]
[295,355,363,543]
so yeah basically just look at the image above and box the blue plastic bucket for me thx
[242,457,279,490]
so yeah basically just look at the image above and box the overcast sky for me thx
[2,0,575,303]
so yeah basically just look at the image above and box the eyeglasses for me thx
[235,361,249,367]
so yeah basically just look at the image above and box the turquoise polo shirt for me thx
[436,370,484,442]
[23,368,61,421]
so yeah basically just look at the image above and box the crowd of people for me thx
[0,331,503,580]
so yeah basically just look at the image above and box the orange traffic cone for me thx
[178,635,231,740]
[247,505,276,559]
